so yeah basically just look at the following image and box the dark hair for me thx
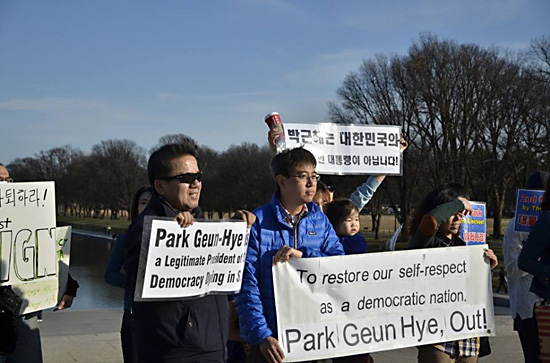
[148,142,199,187]
[409,183,469,234]
[316,181,329,194]
[130,186,153,220]
[313,181,332,209]
[542,180,550,211]
[270,147,316,179]
[325,199,359,230]
[526,171,550,190]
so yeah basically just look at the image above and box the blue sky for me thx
[1,0,548,164]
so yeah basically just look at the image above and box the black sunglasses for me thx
[158,171,202,184]
[326,185,335,193]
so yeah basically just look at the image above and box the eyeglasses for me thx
[158,171,202,184]
[289,173,320,183]
[0,177,13,183]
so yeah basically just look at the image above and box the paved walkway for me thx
[41,309,123,363]
[40,304,524,363]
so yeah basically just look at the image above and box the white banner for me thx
[283,123,402,175]
[135,217,249,301]
[274,245,495,362]
[12,226,72,314]
[0,182,57,286]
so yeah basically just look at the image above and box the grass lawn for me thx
[59,213,510,290]
[57,215,130,234]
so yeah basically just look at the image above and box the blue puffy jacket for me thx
[235,192,344,345]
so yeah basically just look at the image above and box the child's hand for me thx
[273,246,303,265]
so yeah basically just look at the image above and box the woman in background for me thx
[104,186,152,363]
[408,183,497,363]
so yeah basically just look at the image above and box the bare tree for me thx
[526,35,550,81]
[151,133,198,153]
[8,146,85,216]
[218,143,274,213]
[330,33,550,238]
[90,139,147,218]
[198,146,224,218]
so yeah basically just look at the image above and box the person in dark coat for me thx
[124,141,228,363]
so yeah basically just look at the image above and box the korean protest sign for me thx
[283,123,402,175]
[12,226,72,314]
[135,217,248,301]
[273,245,495,362]
[514,189,545,233]
[459,202,486,245]
[0,182,57,286]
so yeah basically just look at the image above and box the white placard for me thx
[135,218,249,301]
[274,245,495,362]
[12,226,72,314]
[283,123,402,175]
[0,182,57,286]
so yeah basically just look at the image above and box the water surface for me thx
[67,234,124,310]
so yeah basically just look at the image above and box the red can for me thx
[264,112,282,130]
[264,112,286,153]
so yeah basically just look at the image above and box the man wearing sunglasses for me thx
[124,142,228,363]
[235,147,344,363]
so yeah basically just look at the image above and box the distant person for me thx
[0,163,79,363]
[518,174,550,363]
[496,268,508,293]
[313,180,334,210]
[235,147,344,363]
[105,186,152,363]
[408,183,497,362]
[504,171,548,363]
[124,142,253,363]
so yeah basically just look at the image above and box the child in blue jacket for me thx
[325,199,368,255]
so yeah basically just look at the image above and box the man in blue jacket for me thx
[235,148,344,363]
